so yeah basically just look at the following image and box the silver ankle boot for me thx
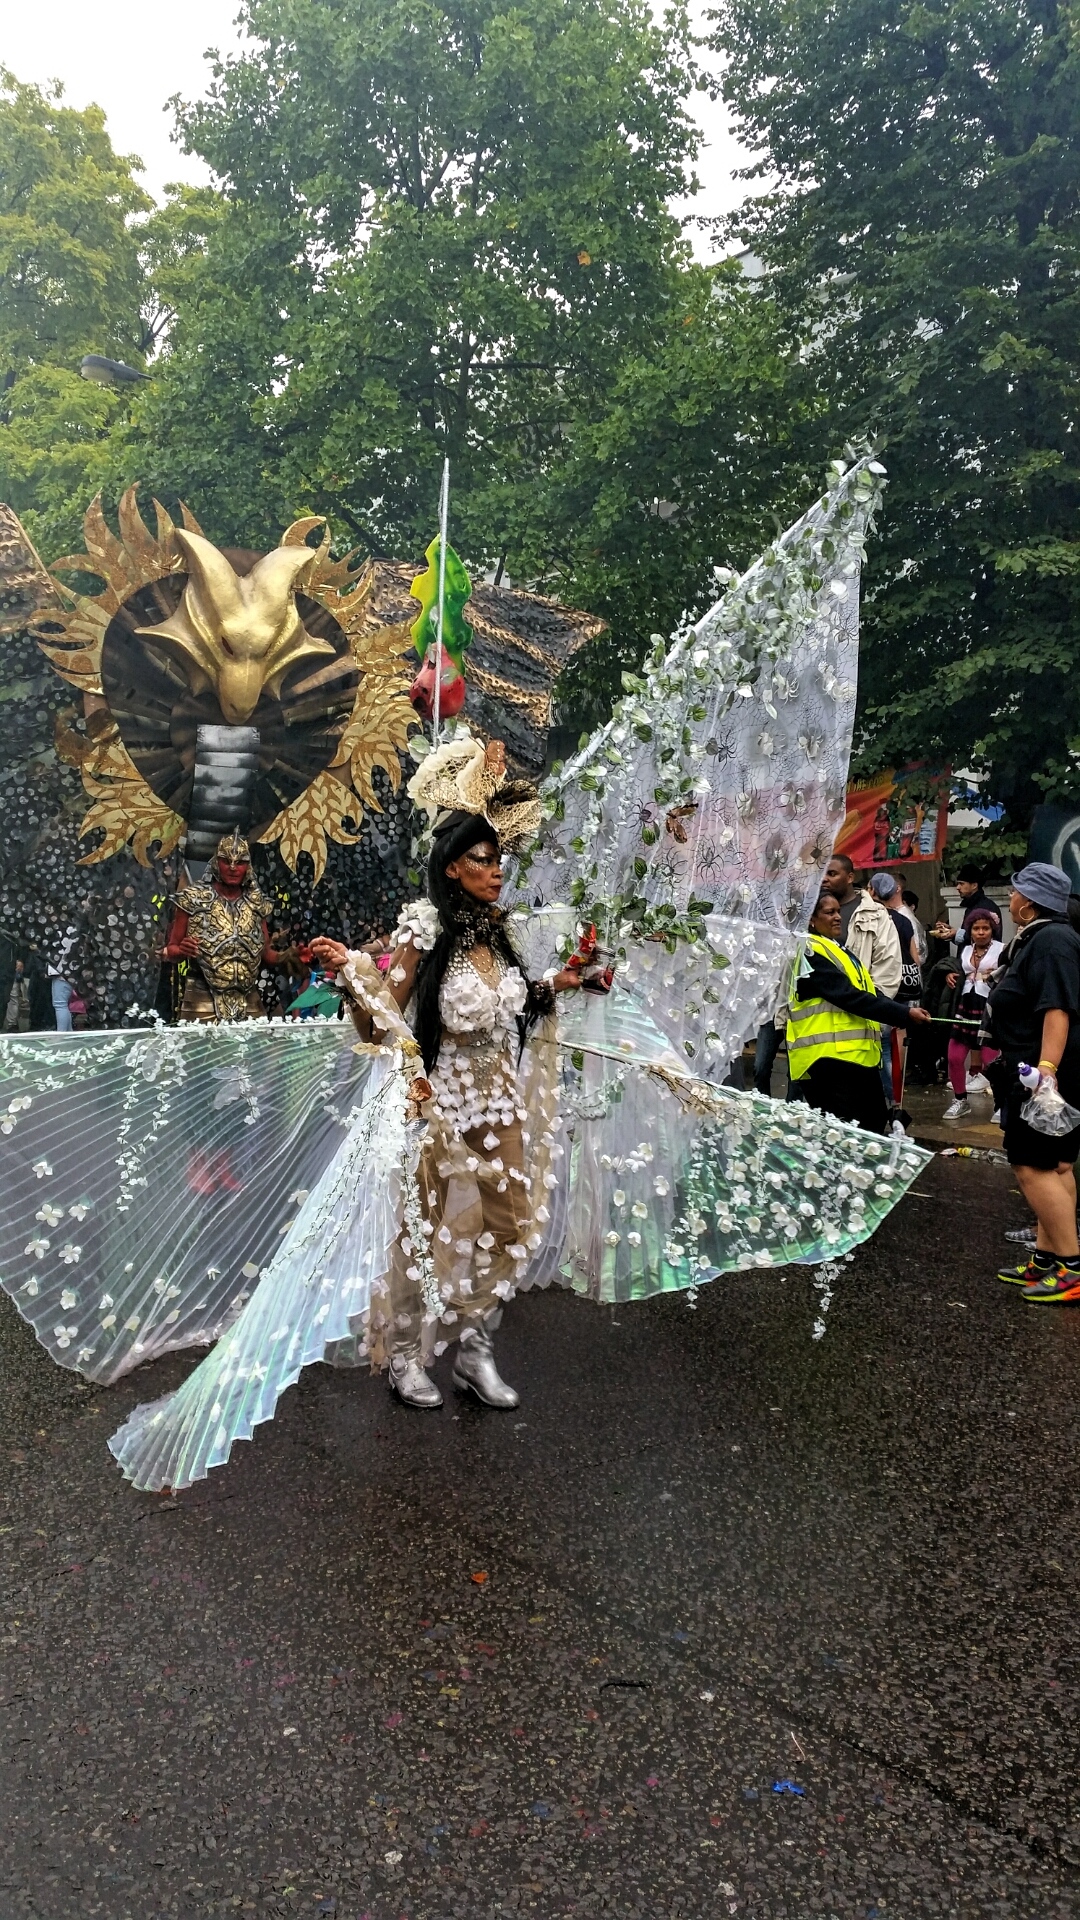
[452,1325,519,1409]
[388,1349,443,1409]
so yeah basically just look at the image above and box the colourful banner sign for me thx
[835,766,950,867]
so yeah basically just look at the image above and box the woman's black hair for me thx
[412,810,549,1073]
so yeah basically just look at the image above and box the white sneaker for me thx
[943,1097,971,1119]
[966,1073,991,1094]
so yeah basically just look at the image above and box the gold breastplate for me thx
[175,883,269,1021]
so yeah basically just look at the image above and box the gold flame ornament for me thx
[136,531,335,725]
[30,491,418,878]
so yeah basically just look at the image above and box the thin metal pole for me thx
[432,457,450,745]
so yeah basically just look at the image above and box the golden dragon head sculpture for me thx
[136,529,336,724]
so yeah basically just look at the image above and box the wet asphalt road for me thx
[2,1151,1079,1920]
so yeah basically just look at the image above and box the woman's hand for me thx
[551,967,584,993]
[309,937,350,973]
[405,1075,432,1117]
[946,972,958,989]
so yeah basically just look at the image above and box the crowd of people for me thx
[751,856,1080,1305]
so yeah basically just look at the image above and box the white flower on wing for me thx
[35,1204,63,1227]
[53,1324,78,1349]
[25,1235,50,1259]
[31,1160,52,1179]
[67,1202,91,1222]
[60,1289,78,1311]
[58,1244,82,1265]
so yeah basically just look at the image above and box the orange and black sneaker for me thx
[1022,1264,1080,1304]
[997,1254,1054,1285]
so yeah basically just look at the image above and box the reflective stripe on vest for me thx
[785,935,882,1079]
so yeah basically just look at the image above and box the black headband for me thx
[431,810,501,865]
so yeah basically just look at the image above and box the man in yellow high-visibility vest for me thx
[787,892,931,1131]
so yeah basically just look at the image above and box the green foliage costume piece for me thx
[409,536,473,670]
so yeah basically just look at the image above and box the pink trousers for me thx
[948,1038,999,1100]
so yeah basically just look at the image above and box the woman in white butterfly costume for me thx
[309,736,585,1411]
[0,456,929,1491]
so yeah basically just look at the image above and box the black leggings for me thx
[793,1057,889,1133]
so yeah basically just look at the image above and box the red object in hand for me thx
[566,923,598,972]
[297,943,314,965]
[410,652,466,722]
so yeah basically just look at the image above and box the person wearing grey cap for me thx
[868,871,923,1108]
[989,863,1080,1302]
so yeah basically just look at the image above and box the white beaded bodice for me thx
[438,950,528,1036]
[387,900,533,1137]
[430,952,529,1136]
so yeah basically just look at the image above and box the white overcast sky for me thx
[2,0,751,256]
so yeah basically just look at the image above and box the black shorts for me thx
[1001,1084,1080,1171]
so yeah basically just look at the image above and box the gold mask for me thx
[138,530,335,725]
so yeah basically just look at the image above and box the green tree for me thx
[128,0,702,563]
[0,69,153,556]
[125,0,818,722]
[709,0,1080,840]
[550,259,827,721]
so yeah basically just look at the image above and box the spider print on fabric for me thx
[705,728,737,765]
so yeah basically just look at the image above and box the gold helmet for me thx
[215,828,251,864]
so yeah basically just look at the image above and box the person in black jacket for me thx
[788,892,931,1131]
[930,865,1001,955]
[989,863,1080,1301]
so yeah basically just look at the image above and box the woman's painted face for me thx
[446,839,503,904]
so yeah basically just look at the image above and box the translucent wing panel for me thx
[0,1023,368,1384]
[552,991,930,1303]
[516,459,882,939]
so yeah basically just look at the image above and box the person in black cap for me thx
[931,864,1001,956]
[989,862,1080,1301]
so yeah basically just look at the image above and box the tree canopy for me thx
[710,0,1080,842]
[0,69,153,557]
[119,0,816,718]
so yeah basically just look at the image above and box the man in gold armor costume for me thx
[161,830,292,1022]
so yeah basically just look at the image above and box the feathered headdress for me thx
[406,732,542,852]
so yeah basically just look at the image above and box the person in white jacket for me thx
[824,864,902,995]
